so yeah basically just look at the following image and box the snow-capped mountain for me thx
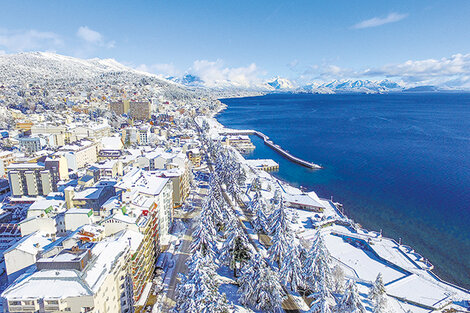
[300,79,405,94]
[265,77,295,90]
[168,74,204,87]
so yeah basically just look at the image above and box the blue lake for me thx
[217,93,470,289]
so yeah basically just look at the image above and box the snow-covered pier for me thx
[220,129,322,169]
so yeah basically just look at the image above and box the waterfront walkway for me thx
[220,129,322,169]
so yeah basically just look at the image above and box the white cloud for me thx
[353,12,408,29]
[76,26,115,48]
[189,59,263,88]
[363,53,470,88]
[0,28,62,52]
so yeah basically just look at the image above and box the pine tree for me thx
[369,273,386,302]
[269,196,289,235]
[369,273,388,313]
[190,221,217,258]
[238,254,285,312]
[175,252,232,312]
[252,200,268,233]
[307,283,336,313]
[337,280,366,313]
[268,227,291,265]
[219,222,251,277]
[303,232,334,293]
[280,244,304,292]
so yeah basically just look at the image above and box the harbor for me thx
[220,129,322,169]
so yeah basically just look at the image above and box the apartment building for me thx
[0,151,15,177]
[7,163,53,197]
[129,101,151,121]
[59,140,98,172]
[18,136,47,154]
[2,236,134,313]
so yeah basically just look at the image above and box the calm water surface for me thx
[218,93,470,288]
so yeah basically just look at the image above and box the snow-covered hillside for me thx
[0,52,211,103]
[0,52,145,83]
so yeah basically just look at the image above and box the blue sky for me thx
[1,0,470,87]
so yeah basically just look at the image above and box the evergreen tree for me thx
[369,273,388,313]
[280,244,304,292]
[369,273,386,302]
[269,196,289,235]
[337,280,366,313]
[190,221,217,258]
[219,222,251,277]
[303,232,334,292]
[175,252,232,312]
[268,227,291,265]
[252,199,268,233]
[307,283,336,313]
[238,255,285,312]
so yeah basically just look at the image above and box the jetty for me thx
[220,129,322,169]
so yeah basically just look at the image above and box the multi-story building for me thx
[110,100,130,116]
[1,235,135,313]
[59,140,98,172]
[129,101,151,121]
[114,168,173,242]
[186,148,201,167]
[7,163,54,197]
[137,125,151,145]
[18,136,47,154]
[31,123,66,147]
[73,121,111,141]
[0,151,15,177]
[44,155,69,188]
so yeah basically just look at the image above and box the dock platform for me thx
[220,129,322,169]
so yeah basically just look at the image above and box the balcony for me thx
[7,305,38,312]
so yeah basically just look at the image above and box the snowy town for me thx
[0,52,468,313]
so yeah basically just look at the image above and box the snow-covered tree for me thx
[238,254,285,312]
[369,273,386,302]
[190,221,217,258]
[268,227,291,265]
[280,244,304,292]
[303,232,334,292]
[337,280,366,313]
[332,264,345,294]
[175,252,232,312]
[252,200,269,233]
[247,190,261,213]
[219,221,251,277]
[307,284,336,313]
[369,273,388,313]
[269,195,289,235]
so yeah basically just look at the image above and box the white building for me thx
[3,232,52,283]
[2,234,134,313]
[59,140,98,172]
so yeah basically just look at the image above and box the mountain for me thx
[265,77,295,90]
[168,74,204,86]
[0,51,207,102]
[300,79,405,94]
